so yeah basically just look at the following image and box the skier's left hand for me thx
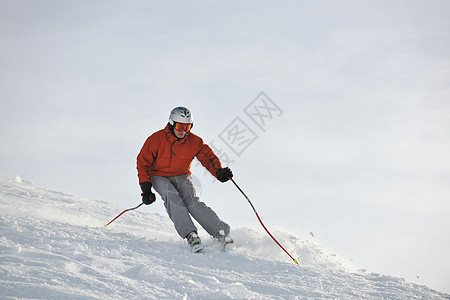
[216,167,233,183]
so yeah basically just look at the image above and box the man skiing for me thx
[137,106,233,252]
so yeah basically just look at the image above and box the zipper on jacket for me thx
[170,140,177,157]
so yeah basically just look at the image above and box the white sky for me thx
[1,0,449,294]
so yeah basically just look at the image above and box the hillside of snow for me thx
[0,176,448,299]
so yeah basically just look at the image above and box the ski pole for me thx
[230,178,299,265]
[104,202,144,228]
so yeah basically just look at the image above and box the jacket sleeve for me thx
[196,141,223,179]
[137,136,157,184]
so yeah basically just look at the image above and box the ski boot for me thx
[217,233,234,251]
[222,236,234,250]
[187,231,204,253]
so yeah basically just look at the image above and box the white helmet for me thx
[169,106,193,125]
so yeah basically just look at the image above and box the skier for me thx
[137,106,233,252]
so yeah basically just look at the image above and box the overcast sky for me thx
[1,0,449,293]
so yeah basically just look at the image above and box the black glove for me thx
[140,182,156,205]
[216,167,233,183]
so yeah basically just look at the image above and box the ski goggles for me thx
[174,122,193,132]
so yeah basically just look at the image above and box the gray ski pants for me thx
[151,174,230,240]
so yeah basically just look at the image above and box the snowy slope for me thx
[0,177,448,300]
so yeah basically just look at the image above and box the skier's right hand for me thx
[140,182,156,205]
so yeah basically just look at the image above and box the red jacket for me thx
[137,124,223,184]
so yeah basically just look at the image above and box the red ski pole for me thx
[230,178,299,265]
[104,202,144,228]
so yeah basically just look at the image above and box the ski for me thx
[191,243,204,253]
[190,238,234,253]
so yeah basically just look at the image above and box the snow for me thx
[1,176,448,299]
